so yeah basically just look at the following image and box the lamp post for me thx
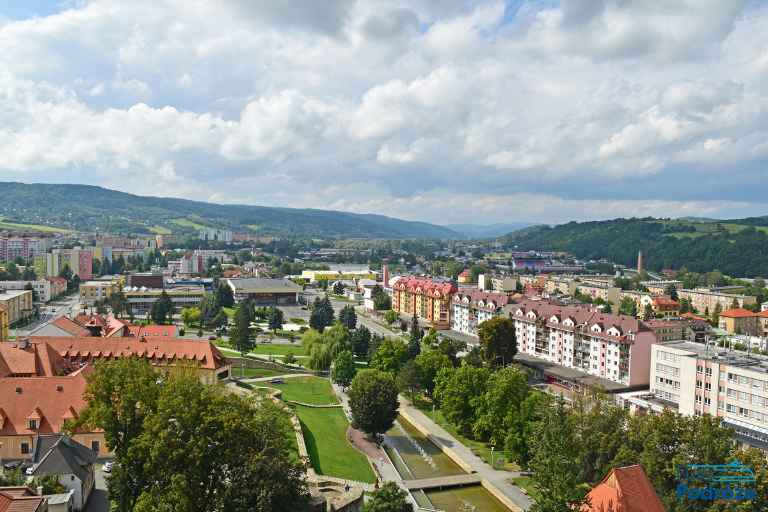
[491,446,495,468]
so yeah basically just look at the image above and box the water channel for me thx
[384,416,512,512]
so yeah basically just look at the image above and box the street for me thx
[11,294,81,337]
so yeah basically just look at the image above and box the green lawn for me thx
[272,377,337,405]
[251,343,307,357]
[232,367,286,379]
[171,217,208,230]
[414,400,518,471]
[222,307,236,318]
[295,405,375,483]
[512,476,540,501]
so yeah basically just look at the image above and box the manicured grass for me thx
[414,400,518,471]
[513,476,542,502]
[251,343,307,357]
[295,405,375,483]
[233,367,286,378]
[272,377,337,405]
[222,307,236,318]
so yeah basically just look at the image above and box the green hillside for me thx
[0,182,458,239]
[503,217,768,277]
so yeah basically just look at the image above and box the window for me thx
[28,419,38,430]
[696,380,703,389]
[91,441,100,453]
[719,385,724,393]
[704,397,711,406]
[706,368,712,377]
[697,365,703,374]
[728,389,737,398]
[705,382,712,391]
[21,442,30,454]
[739,391,749,402]
[739,376,749,385]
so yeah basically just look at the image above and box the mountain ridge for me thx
[0,182,458,239]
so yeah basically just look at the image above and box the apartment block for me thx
[392,276,457,329]
[508,301,655,388]
[0,280,61,303]
[79,280,119,305]
[0,289,33,324]
[0,306,7,341]
[451,290,512,338]
[577,283,621,304]
[678,288,756,314]
[0,236,49,262]
[718,308,762,336]
[650,341,768,449]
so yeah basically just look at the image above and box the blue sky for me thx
[0,0,766,225]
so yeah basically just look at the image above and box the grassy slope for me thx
[0,217,72,233]
[271,376,375,483]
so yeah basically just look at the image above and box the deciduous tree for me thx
[349,369,399,438]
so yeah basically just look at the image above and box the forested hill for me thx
[502,217,768,277]
[0,182,458,239]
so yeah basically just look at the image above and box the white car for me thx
[103,462,114,473]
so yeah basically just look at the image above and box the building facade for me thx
[508,301,655,388]
[678,288,757,314]
[79,281,119,305]
[650,341,768,450]
[392,277,457,329]
[0,289,33,324]
[451,290,512,338]
[0,280,62,303]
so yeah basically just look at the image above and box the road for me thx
[11,294,81,337]
[85,464,110,512]
[299,288,398,339]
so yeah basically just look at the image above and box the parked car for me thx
[268,378,284,385]
[103,461,114,473]
[3,460,22,471]
[208,335,216,341]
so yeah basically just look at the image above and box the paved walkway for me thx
[403,473,482,491]
[399,399,533,511]
[241,373,312,383]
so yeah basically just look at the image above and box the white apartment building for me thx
[0,280,58,302]
[508,301,655,388]
[451,290,512,338]
[650,341,768,449]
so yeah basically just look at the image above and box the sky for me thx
[1,0,767,226]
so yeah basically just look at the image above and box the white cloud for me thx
[0,0,766,224]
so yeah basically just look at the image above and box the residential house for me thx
[581,465,665,512]
[28,435,96,512]
[719,309,761,336]
[652,296,680,318]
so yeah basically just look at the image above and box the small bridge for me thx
[402,474,483,491]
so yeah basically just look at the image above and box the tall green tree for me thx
[309,296,334,332]
[215,283,235,308]
[414,350,452,396]
[433,364,489,437]
[349,369,399,438]
[351,326,371,358]
[331,350,357,389]
[370,338,408,375]
[150,290,174,324]
[529,400,587,512]
[362,482,413,512]
[477,317,517,367]
[505,391,551,468]
[267,306,284,332]
[70,359,161,512]
[396,360,421,401]
[230,304,253,355]
[130,372,309,512]
[339,304,357,330]
[472,366,529,447]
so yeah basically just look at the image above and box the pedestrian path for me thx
[398,399,533,511]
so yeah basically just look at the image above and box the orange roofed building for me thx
[0,487,47,512]
[392,277,458,329]
[0,365,109,461]
[27,337,230,384]
[583,465,665,512]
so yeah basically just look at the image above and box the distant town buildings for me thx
[0,289,33,324]
[678,288,756,314]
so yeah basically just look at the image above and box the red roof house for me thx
[582,465,665,512]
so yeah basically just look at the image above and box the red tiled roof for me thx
[0,367,90,436]
[720,308,757,319]
[652,296,679,307]
[127,324,179,338]
[0,487,46,512]
[29,337,227,370]
[0,341,73,378]
[583,465,665,512]
[51,317,91,337]
[681,312,707,322]
[393,277,457,298]
[453,290,512,311]
[758,310,768,318]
